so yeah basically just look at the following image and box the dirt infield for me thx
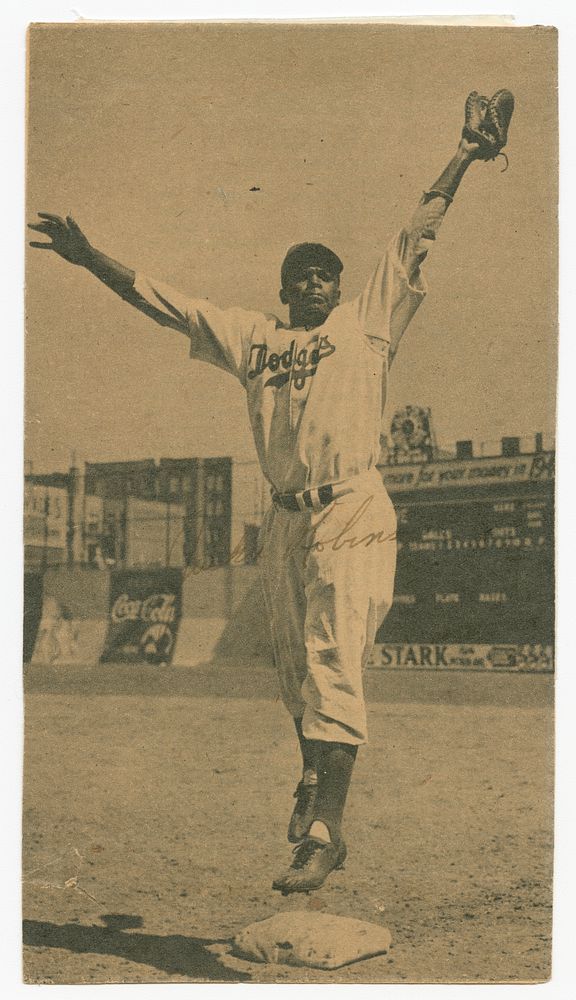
[22,666,553,984]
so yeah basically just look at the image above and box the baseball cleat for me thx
[287,781,318,843]
[272,837,347,895]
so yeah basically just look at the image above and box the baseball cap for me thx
[281,243,343,286]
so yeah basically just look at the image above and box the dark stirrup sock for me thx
[311,740,358,843]
[294,716,318,778]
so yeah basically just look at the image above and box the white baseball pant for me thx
[259,467,397,745]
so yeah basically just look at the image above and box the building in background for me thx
[85,459,157,501]
[25,463,103,569]
[86,456,232,568]
[24,482,69,569]
[26,454,235,571]
[156,457,232,568]
[82,494,105,565]
[124,497,185,568]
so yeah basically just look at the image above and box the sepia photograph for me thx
[23,19,556,985]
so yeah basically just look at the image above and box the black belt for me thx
[271,484,335,512]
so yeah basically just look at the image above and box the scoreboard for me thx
[376,460,554,652]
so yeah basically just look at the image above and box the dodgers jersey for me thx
[131,197,448,493]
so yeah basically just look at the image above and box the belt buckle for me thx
[272,491,294,512]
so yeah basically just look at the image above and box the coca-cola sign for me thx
[101,569,182,665]
[111,593,177,625]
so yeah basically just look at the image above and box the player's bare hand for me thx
[28,213,93,266]
[457,136,482,162]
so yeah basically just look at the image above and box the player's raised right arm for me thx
[28,212,252,380]
[28,214,138,299]
[28,213,196,334]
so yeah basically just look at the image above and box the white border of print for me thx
[2,4,573,1000]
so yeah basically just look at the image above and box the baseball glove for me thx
[462,89,515,171]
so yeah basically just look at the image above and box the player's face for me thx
[281,266,341,328]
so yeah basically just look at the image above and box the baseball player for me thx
[29,90,513,894]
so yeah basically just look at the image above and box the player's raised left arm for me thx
[402,139,478,277]
[404,89,515,274]
[357,90,514,363]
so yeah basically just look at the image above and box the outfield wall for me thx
[173,565,272,666]
[30,567,109,667]
[26,565,273,668]
[26,564,552,672]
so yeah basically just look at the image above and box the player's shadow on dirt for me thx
[23,912,250,982]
